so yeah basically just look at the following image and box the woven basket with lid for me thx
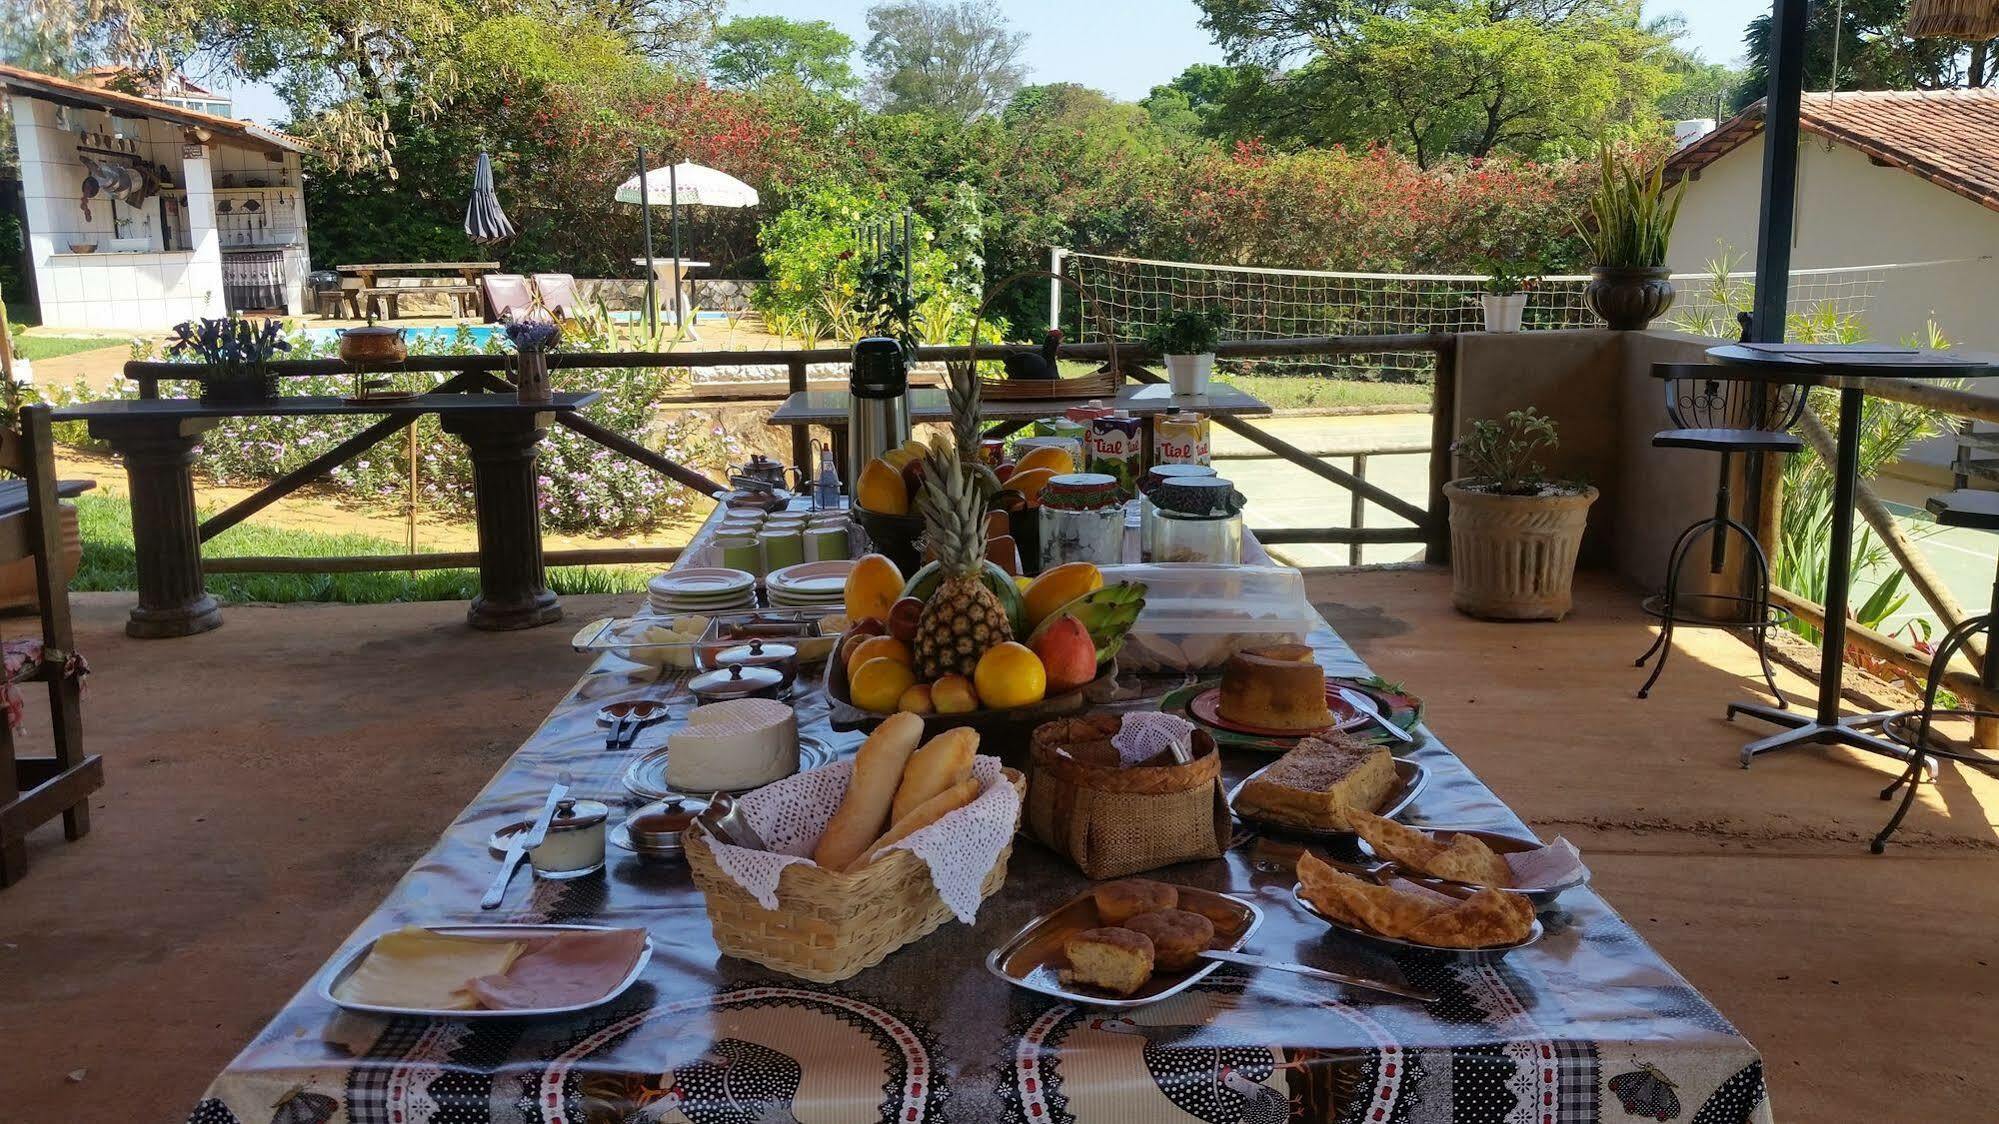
[1026,716,1230,879]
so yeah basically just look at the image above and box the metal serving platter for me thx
[1226,758,1429,841]
[621,734,839,801]
[1291,883,1542,958]
[986,887,1263,1009]
[318,924,653,1019]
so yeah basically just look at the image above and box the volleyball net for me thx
[1054,249,1977,381]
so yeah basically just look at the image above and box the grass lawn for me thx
[13,334,131,361]
[1053,360,1430,411]
[73,494,653,605]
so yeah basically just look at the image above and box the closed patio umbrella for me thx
[615,156,759,333]
[464,150,515,245]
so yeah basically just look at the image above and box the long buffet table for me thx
[185,517,1770,1124]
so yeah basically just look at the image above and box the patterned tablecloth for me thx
[186,520,1770,1124]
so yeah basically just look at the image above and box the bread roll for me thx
[844,775,980,872]
[1092,879,1178,925]
[1122,908,1214,972]
[890,727,978,823]
[812,712,924,869]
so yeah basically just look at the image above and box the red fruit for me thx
[887,596,925,645]
[1032,614,1097,693]
[996,462,1016,483]
[899,458,925,499]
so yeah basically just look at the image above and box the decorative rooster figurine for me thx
[1003,328,1063,380]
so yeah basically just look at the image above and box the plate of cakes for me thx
[1160,644,1423,750]
[985,878,1263,1008]
[1226,732,1428,841]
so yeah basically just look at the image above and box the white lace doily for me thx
[704,754,1019,922]
[1110,711,1196,766]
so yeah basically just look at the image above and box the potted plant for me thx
[1577,144,1686,330]
[1444,408,1598,621]
[167,317,289,404]
[1147,305,1231,396]
[1478,257,1540,333]
[503,306,561,404]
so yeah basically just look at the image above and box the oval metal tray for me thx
[1291,883,1542,958]
[1226,758,1428,841]
[985,886,1264,1009]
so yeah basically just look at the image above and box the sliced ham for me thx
[464,928,648,1010]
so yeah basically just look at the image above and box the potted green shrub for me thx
[1478,257,1541,333]
[1578,144,1686,330]
[1445,408,1598,621]
[167,317,289,403]
[1147,305,1231,396]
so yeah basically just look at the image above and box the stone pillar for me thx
[440,410,561,630]
[92,417,223,638]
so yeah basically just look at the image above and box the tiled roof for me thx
[1666,89,1999,213]
[0,62,304,154]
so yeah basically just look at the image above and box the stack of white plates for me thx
[765,560,854,611]
[647,568,756,615]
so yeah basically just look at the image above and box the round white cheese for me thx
[667,698,801,792]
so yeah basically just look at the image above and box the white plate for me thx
[622,735,839,800]
[318,924,653,1018]
[765,560,853,592]
[650,569,755,597]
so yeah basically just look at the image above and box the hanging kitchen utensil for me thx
[79,175,98,222]
[244,198,261,213]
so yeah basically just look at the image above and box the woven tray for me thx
[684,767,1025,982]
[972,269,1123,401]
[1025,716,1229,879]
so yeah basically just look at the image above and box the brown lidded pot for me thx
[337,324,407,364]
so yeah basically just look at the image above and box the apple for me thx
[931,673,979,714]
[897,683,935,715]
[837,617,887,669]
[887,597,926,645]
[995,462,1016,484]
[899,457,926,501]
[1031,613,1097,693]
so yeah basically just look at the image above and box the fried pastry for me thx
[1092,878,1178,925]
[1234,734,1396,831]
[1351,811,1513,888]
[1122,908,1214,972]
[1297,851,1533,949]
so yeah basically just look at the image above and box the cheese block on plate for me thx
[667,698,800,791]
[333,926,526,1011]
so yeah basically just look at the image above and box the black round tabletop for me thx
[1706,342,1999,381]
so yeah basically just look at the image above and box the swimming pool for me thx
[299,311,732,350]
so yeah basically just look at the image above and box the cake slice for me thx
[1234,734,1396,831]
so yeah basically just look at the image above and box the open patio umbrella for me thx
[463,150,515,245]
[615,155,760,332]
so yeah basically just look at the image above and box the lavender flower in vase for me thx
[503,309,561,404]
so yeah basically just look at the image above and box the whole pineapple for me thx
[912,351,1011,680]
[913,437,1011,679]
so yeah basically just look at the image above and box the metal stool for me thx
[1871,489,1999,852]
[1635,363,1806,703]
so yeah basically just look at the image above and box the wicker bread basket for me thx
[1026,716,1230,879]
[971,270,1124,401]
[684,767,1025,982]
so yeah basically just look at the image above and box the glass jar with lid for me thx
[1151,477,1247,564]
[1038,472,1126,569]
[1138,463,1218,561]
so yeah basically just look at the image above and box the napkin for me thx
[1505,836,1590,891]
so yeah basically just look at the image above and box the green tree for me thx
[862,0,1027,121]
[1741,1,1994,106]
[1193,0,1677,166]
[708,15,858,94]
[1141,63,1270,139]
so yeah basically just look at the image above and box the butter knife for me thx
[1338,686,1413,744]
[1196,949,1438,1003]
[481,782,568,910]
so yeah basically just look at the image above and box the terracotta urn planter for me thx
[1585,266,1675,330]
[1444,481,1599,621]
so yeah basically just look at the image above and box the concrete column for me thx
[178,142,225,317]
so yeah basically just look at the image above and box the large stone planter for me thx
[1585,265,1675,330]
[1444,481,1599,621]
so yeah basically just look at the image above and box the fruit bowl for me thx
[848,506,927,576]
[821,639,1117,757]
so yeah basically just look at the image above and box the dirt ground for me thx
[1,570,1995,1122]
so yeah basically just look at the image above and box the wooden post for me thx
[1425,341,1459,565]
[0,284,16,420]
[788,357,811,470]
[1349,454,1367,567]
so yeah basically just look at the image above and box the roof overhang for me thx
[0,62,306,156]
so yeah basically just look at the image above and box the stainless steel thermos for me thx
[848,336,911,488]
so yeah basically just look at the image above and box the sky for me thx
[220,0,1758,126]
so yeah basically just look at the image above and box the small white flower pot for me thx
[1481,292,1527,333]
[1164,353,1214,396]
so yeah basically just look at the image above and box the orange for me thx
[843,553,904,623]
[1014,445,1074,475]
[851,656,917,713]
[846,634,913,678]
[973,642,1047,710]
[1023,561,1103,629]
[855,459,909,515]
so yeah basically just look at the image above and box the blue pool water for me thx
[299,311,731,350]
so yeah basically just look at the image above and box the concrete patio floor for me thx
[1,571,1995,1122]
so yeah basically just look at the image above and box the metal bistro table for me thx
[1705,343,1999,766]
[769,381,1272,469]
[53,392,599,637]
[182,510,1771,1124]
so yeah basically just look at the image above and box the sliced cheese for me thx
[667,698,800,791]
[333,926,525,1010]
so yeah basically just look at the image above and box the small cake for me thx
[1234,734,1397,831]
[1218,643,1333,731]
[1061,927,1155,996]
[1122,908,1215,972]
[1093,878,1179,925]
[666,699,800,791]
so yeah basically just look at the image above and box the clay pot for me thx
[336,325,407,365]
[1585,266,1675,331]
[1444,481,1599,621]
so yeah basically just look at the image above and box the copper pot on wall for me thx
[337,325,407,365]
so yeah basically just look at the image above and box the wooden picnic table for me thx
[51,392,599,637]
[338,262,502,320]
[770,381,1273,472]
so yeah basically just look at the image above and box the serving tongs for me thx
[694,791,767,851]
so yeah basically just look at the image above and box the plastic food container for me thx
[1103,564,1317,673]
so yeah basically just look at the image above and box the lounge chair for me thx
[531,273,582,319]
[482,273,535,322]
